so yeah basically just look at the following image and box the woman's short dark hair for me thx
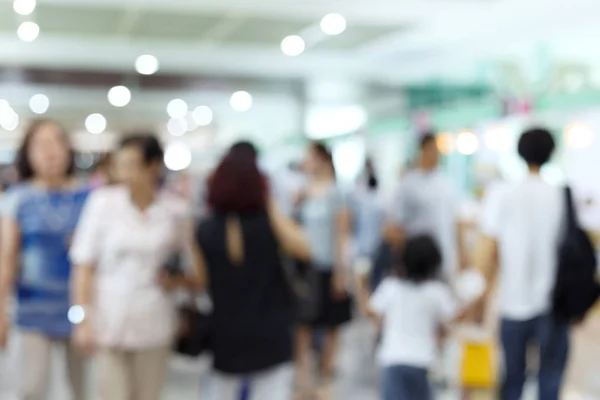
[119,133,164,165]
[15,119,76,181]
[518,127,555,167]
[310,141,336,178]
[207,143,268,213]
[419,132,437,150]
[229,141,258,159]
[398,235,442,284]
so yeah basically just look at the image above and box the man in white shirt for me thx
[478,128,569,400]
[384,133,467,277]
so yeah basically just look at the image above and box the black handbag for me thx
[279,254,320,322]
[164,252,212,357]
[174,302,211,357]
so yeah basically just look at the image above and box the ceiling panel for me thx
[0,3,16,32]
[225,17,311,45]
[314,25,410,50]
[129,11,223,41]
[35,3,123,36]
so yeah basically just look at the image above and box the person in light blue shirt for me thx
[295,142,352,397]
[351,158,385,291]
[0,119,89,400]
[352,159,385,261]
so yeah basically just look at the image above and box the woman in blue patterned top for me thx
[0,120,90,400]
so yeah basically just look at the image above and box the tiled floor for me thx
[1,316,600,399]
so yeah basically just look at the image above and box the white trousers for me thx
[210,364,293,400]
[96,346,171,400]
[18,331,86,400]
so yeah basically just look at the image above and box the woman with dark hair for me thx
[195,143,309,400]
[295,141,352,398]
[70,134,201,400]
[0,119,89,400]
[352,158,386,320]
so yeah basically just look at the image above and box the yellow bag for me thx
[460,340,496,389]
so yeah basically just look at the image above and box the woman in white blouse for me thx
[70,134,201,400]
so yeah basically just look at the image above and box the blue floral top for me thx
[2,183,90,338]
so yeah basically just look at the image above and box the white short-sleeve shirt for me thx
[481,176,564,320]
[70,186,189,349]
[370,277,457,368]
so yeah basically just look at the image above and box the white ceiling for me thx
[1,0,600,83]
[1,0,600,153]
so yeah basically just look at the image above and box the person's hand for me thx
[0,314,10,350]
[459,251,470,272]
[73,321,95,355]
[461,296,487,325]
[331,272,347,300]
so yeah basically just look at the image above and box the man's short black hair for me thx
[397,235,442,284]
[119,133,164,165]
[419,132,437,150]
[517,127,555,167]
[229,141,258,158]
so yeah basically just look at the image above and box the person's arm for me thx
[331,205,352,297]
[452,188,470,272]
[160,239,209,292]
[383,184,407,249]
[456,220,469,271]
[158,211,206,291]
[472,235,499,319]
[69,192,105,353]
[0,190,23,348]
[269,199,310,261]
[0,217,19,312]
[471,187,503,320]
[0,216,20,348]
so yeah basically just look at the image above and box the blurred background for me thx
[1,0,600,398]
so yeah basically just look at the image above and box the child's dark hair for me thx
[397,235,442,283]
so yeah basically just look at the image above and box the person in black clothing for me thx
[193,143,310,400]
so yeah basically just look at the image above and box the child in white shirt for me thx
[369,235,459,400]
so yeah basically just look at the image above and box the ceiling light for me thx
[167,118,188,137]
[17,21,39,42]
[436,133,455,155]
[29,94,49,114]
[135,54,159,75]
[0,100,13,123]
[13,0,36,16]
[192,106,213,126]
[167,99,188,119]
[107,85,131,107]
[565,123,594,149]
[306,105,367,139]
[230,91,253,112]
[0,107,19,132]
[281,35,305,57]
[320,13,346,36]
[85,113,106,134]
[164,142,192,171]
[186,113,198,132]
[456,131,479,155]
[484,125,512,152]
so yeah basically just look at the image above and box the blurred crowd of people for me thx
[0,118,596,400]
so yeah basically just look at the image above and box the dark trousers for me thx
[500,314,569,400]
[382,365,432,400]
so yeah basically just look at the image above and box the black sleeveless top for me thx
[196,212,293,374]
